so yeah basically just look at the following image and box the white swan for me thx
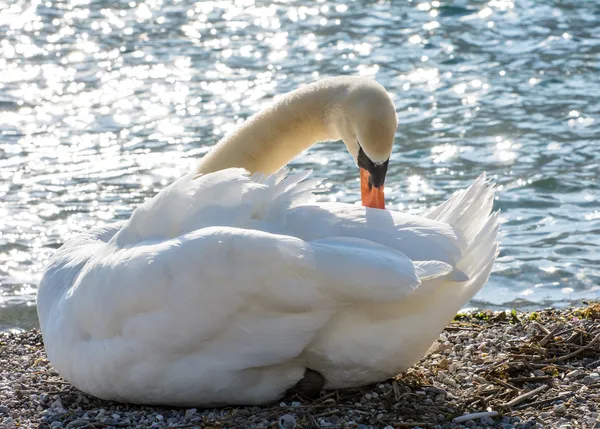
[37,76,499,407]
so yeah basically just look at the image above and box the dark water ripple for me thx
[0,0,598,330]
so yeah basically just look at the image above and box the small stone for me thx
[582,376,595,385]
[65,420,88,429]
[50,422,64,428]
[278,415,297,429]
[428,343,441,354]
[481,416,495,426]
[50,398,63,409]
[590,372,599,378]
[184,409,197,420]
[533,369,545,377]
[0,405,10,415]
[566,370,581,379]
[554,404,567,415]
[442,377,457,387]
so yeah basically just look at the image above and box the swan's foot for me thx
[285,368,325,398]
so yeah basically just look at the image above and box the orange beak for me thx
[360,168,385,209]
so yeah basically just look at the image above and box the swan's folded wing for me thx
[68,227,426,352]
[283,203,466,266]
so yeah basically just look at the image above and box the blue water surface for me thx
[0,0,599,330]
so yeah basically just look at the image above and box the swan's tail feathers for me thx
[426,173,500,301]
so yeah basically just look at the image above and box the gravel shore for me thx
[1,305,599,429]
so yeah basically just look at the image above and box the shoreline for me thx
[1,305,599,429]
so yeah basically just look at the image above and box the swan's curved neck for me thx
[196,78,350,175]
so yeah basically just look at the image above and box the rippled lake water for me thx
[0,0,599,330]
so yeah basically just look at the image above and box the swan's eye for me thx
[357,146,373,171]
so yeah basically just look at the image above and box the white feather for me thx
[38,168,499,406]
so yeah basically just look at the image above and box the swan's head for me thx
[333,80,398,209]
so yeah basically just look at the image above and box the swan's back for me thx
[37,168,498,406]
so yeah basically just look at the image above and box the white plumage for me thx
[38,167,499,406]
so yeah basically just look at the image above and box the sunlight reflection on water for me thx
[0,0,599,329]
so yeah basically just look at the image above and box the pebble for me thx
[442,377,457,387]
[278,414,297,429]
[480,416,495,426]
[582,376,595,385]
[65,420,88,428]
[553,404,567,415]
[2,311,599,429]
